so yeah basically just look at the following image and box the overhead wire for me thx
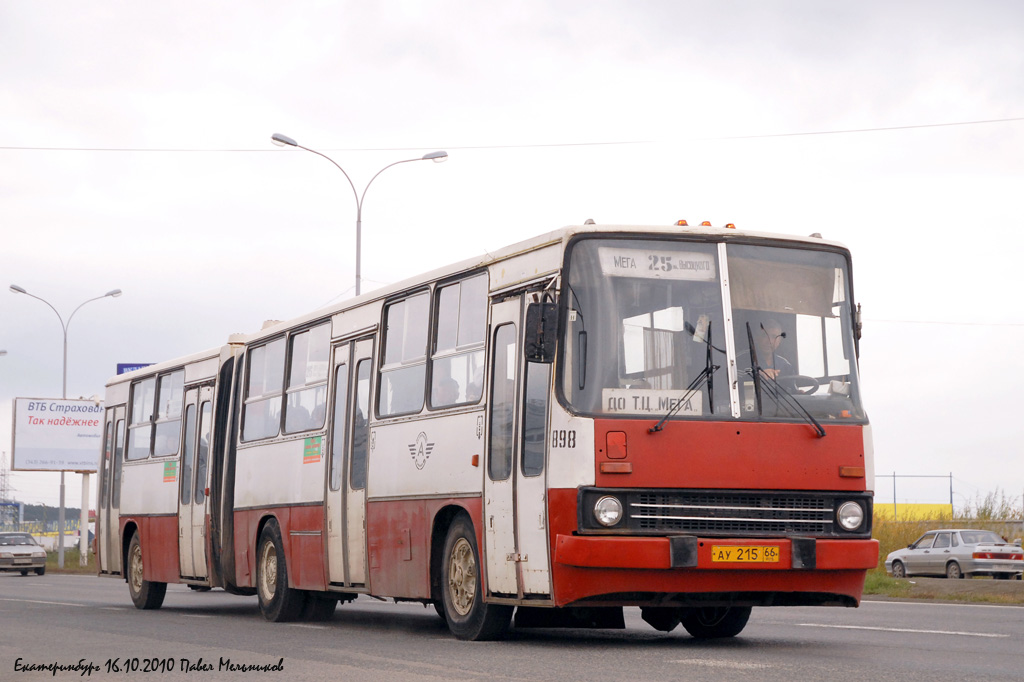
[1,116,1022,153]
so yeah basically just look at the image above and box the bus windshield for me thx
[561,237,864,423]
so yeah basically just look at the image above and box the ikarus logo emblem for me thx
[408,432,435,470]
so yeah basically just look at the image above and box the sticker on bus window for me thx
[163,461,177,483]
[303,436,322,464]
[597,247,716,281]
[601,388,702,416]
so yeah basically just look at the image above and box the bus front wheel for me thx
[680,606,751,639]
[256,519,306,622]
[440,515,512,641]
[127,531,166,610]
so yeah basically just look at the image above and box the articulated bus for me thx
[96,223,877,640]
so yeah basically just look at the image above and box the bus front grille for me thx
[577,488,873,538]
[633,492,833,535]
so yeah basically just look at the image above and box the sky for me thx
[2,0,1022,513]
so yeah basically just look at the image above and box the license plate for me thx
[13,558,30,565]
[711,545,780,563]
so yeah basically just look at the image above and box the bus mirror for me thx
[524,302,558,363]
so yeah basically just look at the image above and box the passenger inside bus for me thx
[434,377,461,406]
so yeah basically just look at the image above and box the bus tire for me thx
[441,515,512,641]
[127,531,166,610]
[256,520,305,622]
[680,606,751,639]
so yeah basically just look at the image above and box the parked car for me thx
[0,532,47,576]
[885,529,1023,580]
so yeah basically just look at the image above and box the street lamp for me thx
[9,284,122,568]
[271,133,447,297]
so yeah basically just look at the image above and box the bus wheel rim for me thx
[448,537,476,617]
[259,541,277,601]
[130,543,143,594]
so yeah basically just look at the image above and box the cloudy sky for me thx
[2,1,1022,512]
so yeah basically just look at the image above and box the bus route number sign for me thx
[597,247,717,281]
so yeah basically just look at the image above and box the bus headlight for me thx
[837,501,865,531]
[594,496,623,527]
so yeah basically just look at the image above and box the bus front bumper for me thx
[555,534,878,571]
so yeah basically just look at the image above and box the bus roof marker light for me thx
[725,223,736,229]
[700,221,712,226]
[676,220,688,226]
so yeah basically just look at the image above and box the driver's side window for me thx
[912,534,935,549]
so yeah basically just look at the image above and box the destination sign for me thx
[601,388,702,416]
[597,247,716,281]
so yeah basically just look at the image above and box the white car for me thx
[0,532,47,576]
[885,529,1023,580]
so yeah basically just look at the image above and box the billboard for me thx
[117,363,153,375]
[10,398,104,472]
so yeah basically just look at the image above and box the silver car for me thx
[885,529,1023,580]
[0,532,47,576]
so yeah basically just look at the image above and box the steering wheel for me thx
[775,374,819,395]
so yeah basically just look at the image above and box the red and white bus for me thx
[96,222,878,640]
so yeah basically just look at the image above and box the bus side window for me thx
[329,363,349,492]
[351,359,371,490]
[127,377,156,460]
[153,370,184,457]
[243,338,286,441]
[180,404,197,506]
[379,292,429,417]
[194,401,212,504]
[100,419,114,508]
[430,274,487,409]
[489,324,517,481]
[522,361,550,477]
[284,323,330,434]
[112,418,125,508]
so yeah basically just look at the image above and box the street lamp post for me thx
[271,133,447,297]
[9,284,122,567]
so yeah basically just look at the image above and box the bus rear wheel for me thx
[680,606,751,639]
[441,515,512,641]
[127,531,166,610]
[256,519,305,622]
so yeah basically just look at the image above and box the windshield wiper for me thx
[741,321,824,437]
[649,363,718,433]
[650,325,719,433]
[745,322,764,417]
[757,372,827,438]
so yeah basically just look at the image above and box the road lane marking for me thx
[799,623,1008,638]
[284,623,328,630]
[0,597,86,608]
[862,599,1024,611]
[668,659,770,670]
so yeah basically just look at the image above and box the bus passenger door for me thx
[177,388,199,577]
[347,338,373,586]
[484,297,553,598]
[325,337,372,587]
[326,342,350,585]
[99,405,126,574]
[177,385,213,579]
[190,388,214,579]
[98,409,114,573]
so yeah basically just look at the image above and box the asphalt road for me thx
[1,573,1022,681]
